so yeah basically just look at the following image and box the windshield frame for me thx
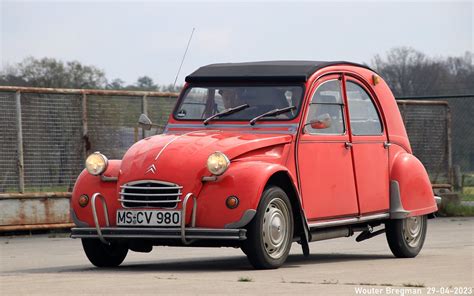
[172,83,306,122]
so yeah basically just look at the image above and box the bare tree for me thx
[443,52,474,94]
[371,47,449,97]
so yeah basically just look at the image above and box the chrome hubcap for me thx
[403,216,424,247]
[262,198,290,259]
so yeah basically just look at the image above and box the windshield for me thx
[174,85,304,121]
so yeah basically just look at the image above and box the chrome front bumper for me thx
[71,192,247,245]
[71,227,247,241]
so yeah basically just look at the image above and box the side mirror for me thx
[304,113,332,132]
[138,114,153,130]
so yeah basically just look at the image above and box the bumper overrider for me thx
[71,192,247,245]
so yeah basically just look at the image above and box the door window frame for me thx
[302,74,348,136]
[343,75,386,137]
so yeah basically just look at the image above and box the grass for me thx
[358,282,380,286]
[402,283,425,288]
[345,282,394,287]
[321,279,339,285]
[460,193,474,201]
[462,174,474,187]
[154,276,177,280]
[438,202,474,217]
[238,276,253,282]
[288,281,313,285]
[462,174,474,195]
[324,281,395,287]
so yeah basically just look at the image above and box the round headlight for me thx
[207,152,230,176]
[85,152,108,176]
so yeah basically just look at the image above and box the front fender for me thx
[71,160,121,227]
[390,153,437,217]
[195,161,296,228]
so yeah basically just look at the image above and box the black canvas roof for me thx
[185,61,374,83]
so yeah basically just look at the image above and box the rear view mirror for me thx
[138,114,153,130]
[304,113,332,132]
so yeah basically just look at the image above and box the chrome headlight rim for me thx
[207,151,230,176]
[85,152,109,176]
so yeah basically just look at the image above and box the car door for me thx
[344,78,390,214]
[297,75,359,220]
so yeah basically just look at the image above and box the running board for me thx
[308,213,389,229]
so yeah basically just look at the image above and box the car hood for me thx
[119,130,292,186]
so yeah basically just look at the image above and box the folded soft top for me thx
[185,60,374,83]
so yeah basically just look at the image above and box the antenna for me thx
[160,28,194,135]
[172,27,195,90]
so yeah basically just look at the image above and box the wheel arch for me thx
[264,170,310,245]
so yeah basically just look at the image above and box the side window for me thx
[346,81,383,136]
[305,80,345,134]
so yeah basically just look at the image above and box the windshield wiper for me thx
[249,106,296,125]
[203,104,249,125]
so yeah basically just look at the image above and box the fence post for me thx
[142,94,148,139]
[446,105,453,186]
[15,91,25,193]
[82,93,90,158]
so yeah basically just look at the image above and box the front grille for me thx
[119,180,183,208]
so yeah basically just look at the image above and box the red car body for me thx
[71,61,438,268]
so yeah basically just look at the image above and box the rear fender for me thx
[390,153,437,218]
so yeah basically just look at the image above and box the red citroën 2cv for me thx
[71,61,438,269]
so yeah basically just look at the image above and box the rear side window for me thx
[346,81,383,136]
[305,79,345,134]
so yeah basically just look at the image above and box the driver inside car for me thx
[219,88,242,109]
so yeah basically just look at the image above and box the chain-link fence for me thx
[397,95,474,188]
[1,87,472,193]
[0,87,178,193]
[0,92,19,191]
[397,100,451,184]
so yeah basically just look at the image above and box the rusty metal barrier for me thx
[0,192,73,231]
[0,86,178,232]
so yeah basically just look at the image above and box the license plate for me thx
[116,210,181,226]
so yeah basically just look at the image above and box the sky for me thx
[1,0,473,85]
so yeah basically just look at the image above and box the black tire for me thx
[242,186,294,269]
[385,215,427,258]
[82,239,128,267]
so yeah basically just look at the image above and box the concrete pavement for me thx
[1,218,473,295]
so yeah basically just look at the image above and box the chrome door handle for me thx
[383,141,391,149]
[344,142,353,149]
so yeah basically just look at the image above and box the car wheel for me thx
[385,215,427,258]
[82,239,128,267]
[243,186,293,269]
